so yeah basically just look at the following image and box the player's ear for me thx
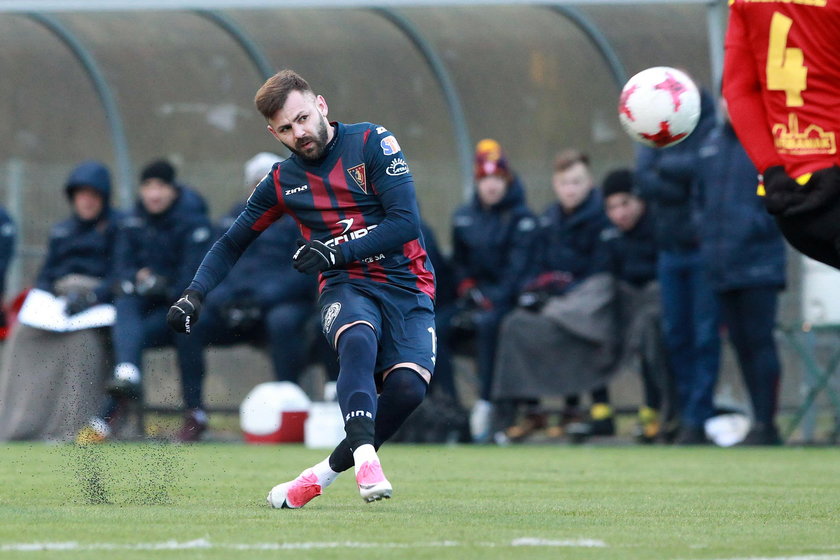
[266,124,281,142]
[315,94,329,118]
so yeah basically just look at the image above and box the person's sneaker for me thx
[504,413,547,443]
[105,377,142,400]
[267,468,323,509]
[469,399,494,443]
[567,403,616,443]
[175,409,208,443]
[355,460,392,502]
[738,423,783,446]
[75,417,112,445]
[674,425,710,445]
[633,406,661,444]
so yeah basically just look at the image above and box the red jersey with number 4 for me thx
[724,0,840,178]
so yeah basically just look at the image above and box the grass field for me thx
[1,442,839,560]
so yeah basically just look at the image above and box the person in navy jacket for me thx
[697,99,787,445]
[635,86,721,445]
[85,159,213,443]
[0,208,14,328]
[200,153,318,384]
[447,139,536,442]
[1,161,122,442]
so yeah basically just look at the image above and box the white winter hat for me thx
[244,152,283,187]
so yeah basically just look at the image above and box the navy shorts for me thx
[319,280,436,377]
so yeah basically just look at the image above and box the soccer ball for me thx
[618,66,701,148]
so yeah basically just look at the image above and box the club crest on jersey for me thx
[346,164,367,194]
[322,302,341,334]
[380,135,401,156]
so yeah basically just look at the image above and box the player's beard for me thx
[288,117,330,162]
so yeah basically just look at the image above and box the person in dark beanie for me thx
[445,139,536,442]
[78,158,213,443]
[600,168,677,443]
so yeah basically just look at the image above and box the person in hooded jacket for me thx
[697,98,787,446]
[635,85,721,445]
[0,207,15,332]
[443,139,536,442]
[78,159,213,443]
[0,161,123,441]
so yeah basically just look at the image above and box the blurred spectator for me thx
[199,153,319,385]
[600,168,677,443]
[0,161,120,441]
[0,207,14,332]
[78,159,213,443]
[635,86,720,445]
[697,100,787,446]
[443,139,536,442]
[492,150,616,442]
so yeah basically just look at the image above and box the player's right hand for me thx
[167,290,203,334]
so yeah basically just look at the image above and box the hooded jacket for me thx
[36,161,123,302]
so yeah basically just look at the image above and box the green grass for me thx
[1,443,839,560]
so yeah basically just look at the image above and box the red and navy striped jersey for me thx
[192,122,435,301]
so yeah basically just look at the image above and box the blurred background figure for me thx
[0,206,14,334]
[79,159,213,443]
[635,86,720,445]
[697,99,787,446]
[199,152,320,386]
[0,161,120,441]
[493,150,616,443]
[600,168,677,443]
[441,139,536,442]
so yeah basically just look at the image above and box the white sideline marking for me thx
[0,537,606,552]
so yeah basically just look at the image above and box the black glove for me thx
[763,165,840,216]
[293,239,345,275]
[166,289,203,334]
[65,290,98,316]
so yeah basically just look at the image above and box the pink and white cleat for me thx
[355,460,392,502]
[266,469,322,509]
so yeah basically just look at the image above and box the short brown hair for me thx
[254,69,313,120]
[553,149,590,173]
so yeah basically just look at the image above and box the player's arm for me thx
[168,172,282,333]
[722,4,784,173]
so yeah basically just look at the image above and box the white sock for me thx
[310,457,340,488]
[114,362,141,384]
[352,444,378,472]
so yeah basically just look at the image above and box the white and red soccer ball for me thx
[618,66,701,148]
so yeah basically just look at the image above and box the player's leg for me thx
[775,213,840,269]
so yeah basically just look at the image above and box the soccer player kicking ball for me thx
[167,70,436,507]
[723,0,840,268]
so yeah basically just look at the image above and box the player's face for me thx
[71,186,104,221]
[552,162,593,213]
[605,192,644,232]
[267,90,333,161]
[139,179,178,215]
[476,175,507,207]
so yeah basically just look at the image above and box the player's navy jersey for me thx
[725,0,840,177]
[189,121,435,300]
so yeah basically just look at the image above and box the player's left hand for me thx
[293,239,345,275]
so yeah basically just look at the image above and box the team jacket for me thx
[724,0,840,177]
[189,122,435,300]
[115,188,213,302]
[451,177,536,309]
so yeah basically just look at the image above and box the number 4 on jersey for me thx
[766,12,807,107]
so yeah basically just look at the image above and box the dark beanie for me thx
[140,159,176,184]
[602,168,635,198]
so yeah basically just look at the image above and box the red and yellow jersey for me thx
[724,0,840,179]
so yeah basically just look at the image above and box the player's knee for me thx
[336,323,377,353]
[383,367,427,410]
